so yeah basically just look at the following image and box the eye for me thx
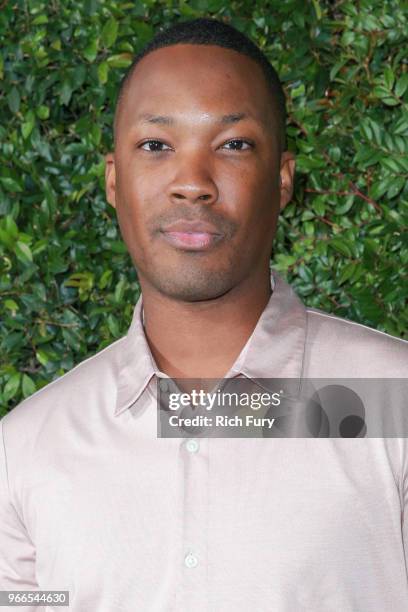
[220,139,254,151]
[139,140,172,152]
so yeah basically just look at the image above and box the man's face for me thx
[106,44,295,301]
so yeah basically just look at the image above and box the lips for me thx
[160,219,224,251]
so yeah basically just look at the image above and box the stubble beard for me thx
[139,252,238,302]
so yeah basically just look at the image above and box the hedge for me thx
[0,0,407,413]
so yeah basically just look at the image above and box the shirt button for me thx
[184,552,198,568]
[185,439,200,453]
[160,380,169,392]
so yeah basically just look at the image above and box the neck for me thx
[140,267,272,379]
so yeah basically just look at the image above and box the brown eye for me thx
[139,140,172,152]
[221,139,253,151]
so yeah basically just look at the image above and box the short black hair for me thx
[114,17,287,152]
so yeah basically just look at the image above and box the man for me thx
[1,17,408,612]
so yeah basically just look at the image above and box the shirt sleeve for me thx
[0,416,44,609]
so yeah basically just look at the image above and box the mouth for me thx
[160,230,223,251]
[160,219,224,251]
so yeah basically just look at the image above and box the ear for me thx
[105,152,116,209]
[279,151,296,211]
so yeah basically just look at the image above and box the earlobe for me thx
[279,152,296,211]
[105,152,117,209]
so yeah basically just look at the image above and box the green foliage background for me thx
[0,0,407,413]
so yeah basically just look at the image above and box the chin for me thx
[148,266,236,302]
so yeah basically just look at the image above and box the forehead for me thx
[115,44,274,132]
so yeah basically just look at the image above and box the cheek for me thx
[115,164,160,236]
[221,166,278,227]
[117,158,160,203]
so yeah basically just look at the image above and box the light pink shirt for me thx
[1,271,408,611]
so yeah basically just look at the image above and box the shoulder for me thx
[1,335,126,439]
[304,307,408,377]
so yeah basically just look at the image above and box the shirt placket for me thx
[177,435,209,612]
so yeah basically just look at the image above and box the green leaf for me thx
[64,272,94,290]
[83,38,99,63]
[380,157,401,173]
[22,374,37,398]
[97,61,109,85]
[0,177,23,192]
[5,216,19,239]
[370,178,393,200]
[338,262,357,285]
[353,289,383,323]
[107,53,133,68]
[312,197,326,216]
[372,85,399,106]
[36,105,50,120]
[328,146,341,162]
[62,327,81,350]
[109,241,128,254]
[36,348,49,366]
[329,238,353,258]
[295,154,326,171]
[101,17,118,48]
[383,67,395,91]
[7,86,20,113]
[395,74,408,98]
[107,314,120,337]
[21,110,36,139]
[382,97,400,107]
[0,228,13,247]
[3,374,21,402]
[0,216,19,248]
[386,176,404,199]
[330,60,346,81]
[334,196,354,215]
[359,120,372,141]
[60,80,73,105]
[32,14,48,25]
[90,124,101,145]
[367,119,382,145]
[51,38,61,51]
[114,277,126,303]
[4,299,19,312]
[14,241,33,264]
[311,0,322,20]
[98,269,113,289]
[273,254,297,271]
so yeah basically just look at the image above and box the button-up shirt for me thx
[1,270,408,611]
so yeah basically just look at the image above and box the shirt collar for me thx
[114,269,307,416]
[115,296,158,416]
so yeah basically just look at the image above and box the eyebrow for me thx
[137,112,251,126]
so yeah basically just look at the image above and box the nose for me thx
[166,153,219,206]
